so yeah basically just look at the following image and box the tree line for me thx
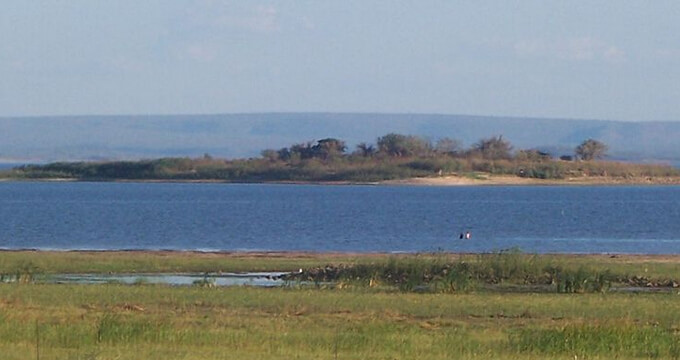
[261,134,608,163]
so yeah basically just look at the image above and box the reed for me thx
[295,250,627,293]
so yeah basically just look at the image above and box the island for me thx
[3,134,679,185]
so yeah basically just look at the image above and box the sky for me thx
[1,1,679,121]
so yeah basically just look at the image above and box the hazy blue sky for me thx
[1,1,679,121]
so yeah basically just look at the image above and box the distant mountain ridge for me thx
[1,113,679,165]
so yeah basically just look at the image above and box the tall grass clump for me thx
[328,256,450,291]
[547,266,613,293]
[0,261,42,284]
[433,261,476,293]
[474,248,547,284]
[295,250,623,294]
[511,324,680,358]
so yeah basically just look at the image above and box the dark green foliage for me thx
[402,158,464,173]
[576,138,608,161]
[516,162,566,179]
[547,266,613,293]
[16,159,191,180]
[354,142,376,157]
[435,262,476,293]
[280,138,347,161]
[291,251,626,294]
[470,135,513,160]
[376,133,431,157]
[314,138,347,160]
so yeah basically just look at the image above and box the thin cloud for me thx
[109,55,148,72]
[514,36,626,63]
[655,48,680,61]
[432,62,460,76]
[300,15,315,30]
[185,43,217,63]
[603,46,625,62]
[213,5,280,33]
[562,37,600,61]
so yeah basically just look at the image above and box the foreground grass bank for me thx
[2,250,680,285]
[3,284,680,359]
[2,251,680,359]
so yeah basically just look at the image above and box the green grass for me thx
[4,250,680,292]
[2,284,680,359]
[0,251,363,274]
[512,324,680,358]
[2,251,680,359]
[293,251,679,293]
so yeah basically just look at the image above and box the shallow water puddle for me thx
[47,272,290,287]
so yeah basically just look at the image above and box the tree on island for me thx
[354,142,376,157]
[575,139,608,161]
[434,137,462,156]
[471,135,513,160]
[261,149,279,162]
[11,131,680,183]
[516,149,551,162]
[261,138,347,162]
[376,133,431,157]
[313,138,346,160]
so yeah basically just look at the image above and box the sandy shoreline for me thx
[3,172,680,186]
[382,174,680,186]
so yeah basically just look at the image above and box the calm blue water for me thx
[1,182,679,254]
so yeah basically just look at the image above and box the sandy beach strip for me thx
[381,174,680,186]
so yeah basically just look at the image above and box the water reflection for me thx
[48,272,290,287]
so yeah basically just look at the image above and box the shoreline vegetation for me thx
[2,133,680,185]
[3,251,680,358]
[3,249,680,290]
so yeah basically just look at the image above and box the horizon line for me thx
[0,111,672,124]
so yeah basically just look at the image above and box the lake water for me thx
[1,182,679,254]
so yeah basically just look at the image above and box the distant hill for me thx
[1,113,679,165]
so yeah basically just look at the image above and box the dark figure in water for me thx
[459,233,464,239]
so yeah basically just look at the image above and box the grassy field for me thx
[0,250,346,274]
[3,250,680,278]
[1,251,680,359]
